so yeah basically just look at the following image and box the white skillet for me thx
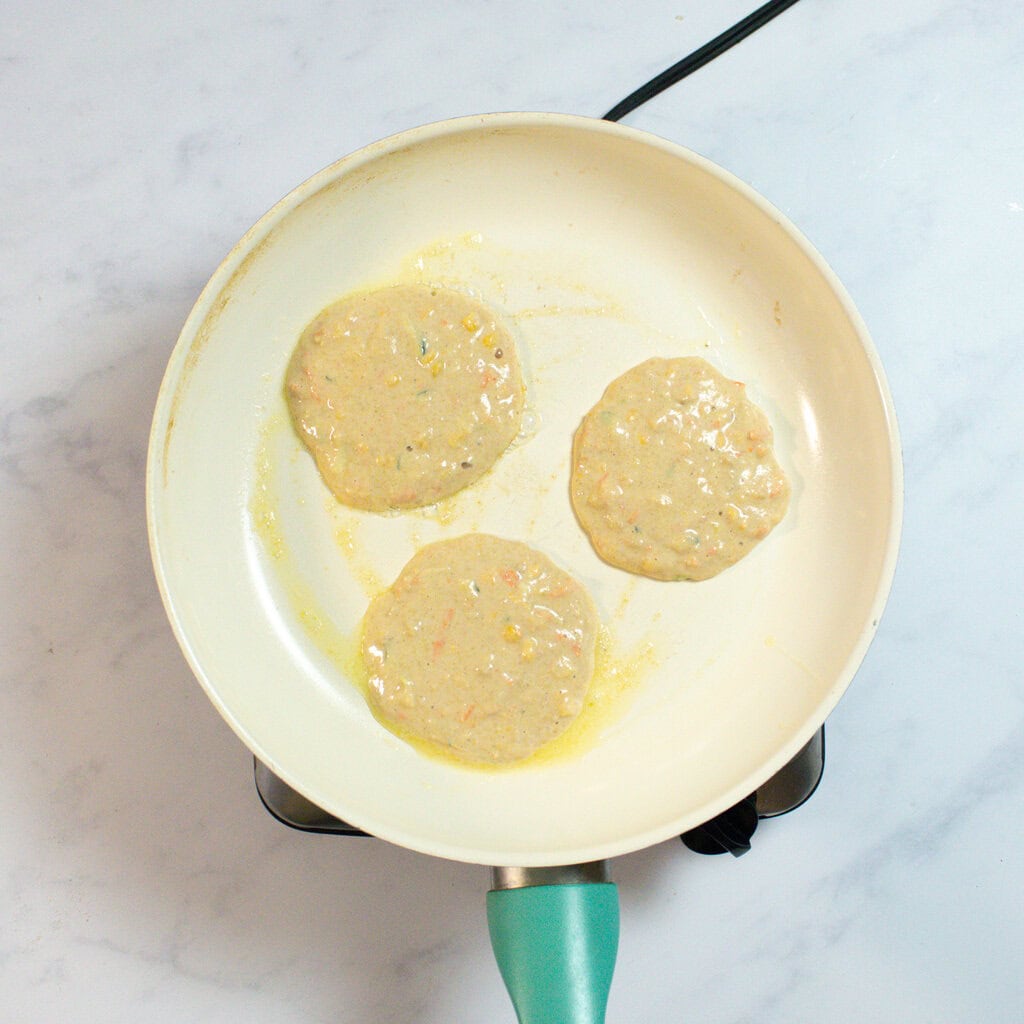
[147,117,901,1013]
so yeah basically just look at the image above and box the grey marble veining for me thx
[2,1,1022,1021]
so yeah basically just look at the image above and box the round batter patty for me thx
[285,284,524,512]
[361,534,598,765]
[570,356,790,581]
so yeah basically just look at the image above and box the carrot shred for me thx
[432,607,455,658]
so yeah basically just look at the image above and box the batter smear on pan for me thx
[285,284,524,512]
[571,357,790,581]
[360,534,598,764]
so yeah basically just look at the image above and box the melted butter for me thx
[251,438,286,563]
[515,302,624,321]
[515,627,658,769]
[761,633,823,688]
[331,516,383,595]
[398,233,625,327]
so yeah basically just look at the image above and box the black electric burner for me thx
[254,725,824,857]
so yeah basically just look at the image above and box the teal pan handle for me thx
[487,879,620,1024]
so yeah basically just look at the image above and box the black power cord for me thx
[602,0,803,122]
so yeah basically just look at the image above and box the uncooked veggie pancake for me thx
[285,284,524,512]
[570,356,790,581]
[360,534,598,765]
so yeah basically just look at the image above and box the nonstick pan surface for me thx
[147,113,901,866]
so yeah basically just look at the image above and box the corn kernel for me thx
[431,361,443,377]
[504,623,522,642]
[462,315,479,332]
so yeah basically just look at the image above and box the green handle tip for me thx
[487,882,619,1024]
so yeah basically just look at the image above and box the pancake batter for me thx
[285,284,524,512]
[570,356,789,581]
[361,534,598,764]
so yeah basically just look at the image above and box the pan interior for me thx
[148,114,900,866]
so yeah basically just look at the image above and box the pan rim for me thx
[147,112,903,865]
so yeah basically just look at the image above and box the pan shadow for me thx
[2,298,513,1023]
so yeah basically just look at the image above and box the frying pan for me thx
[147,113,902,1020]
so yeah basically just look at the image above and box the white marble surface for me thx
[2,1,1021,1020]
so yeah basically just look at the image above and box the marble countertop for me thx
[3,2,1021,1020]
